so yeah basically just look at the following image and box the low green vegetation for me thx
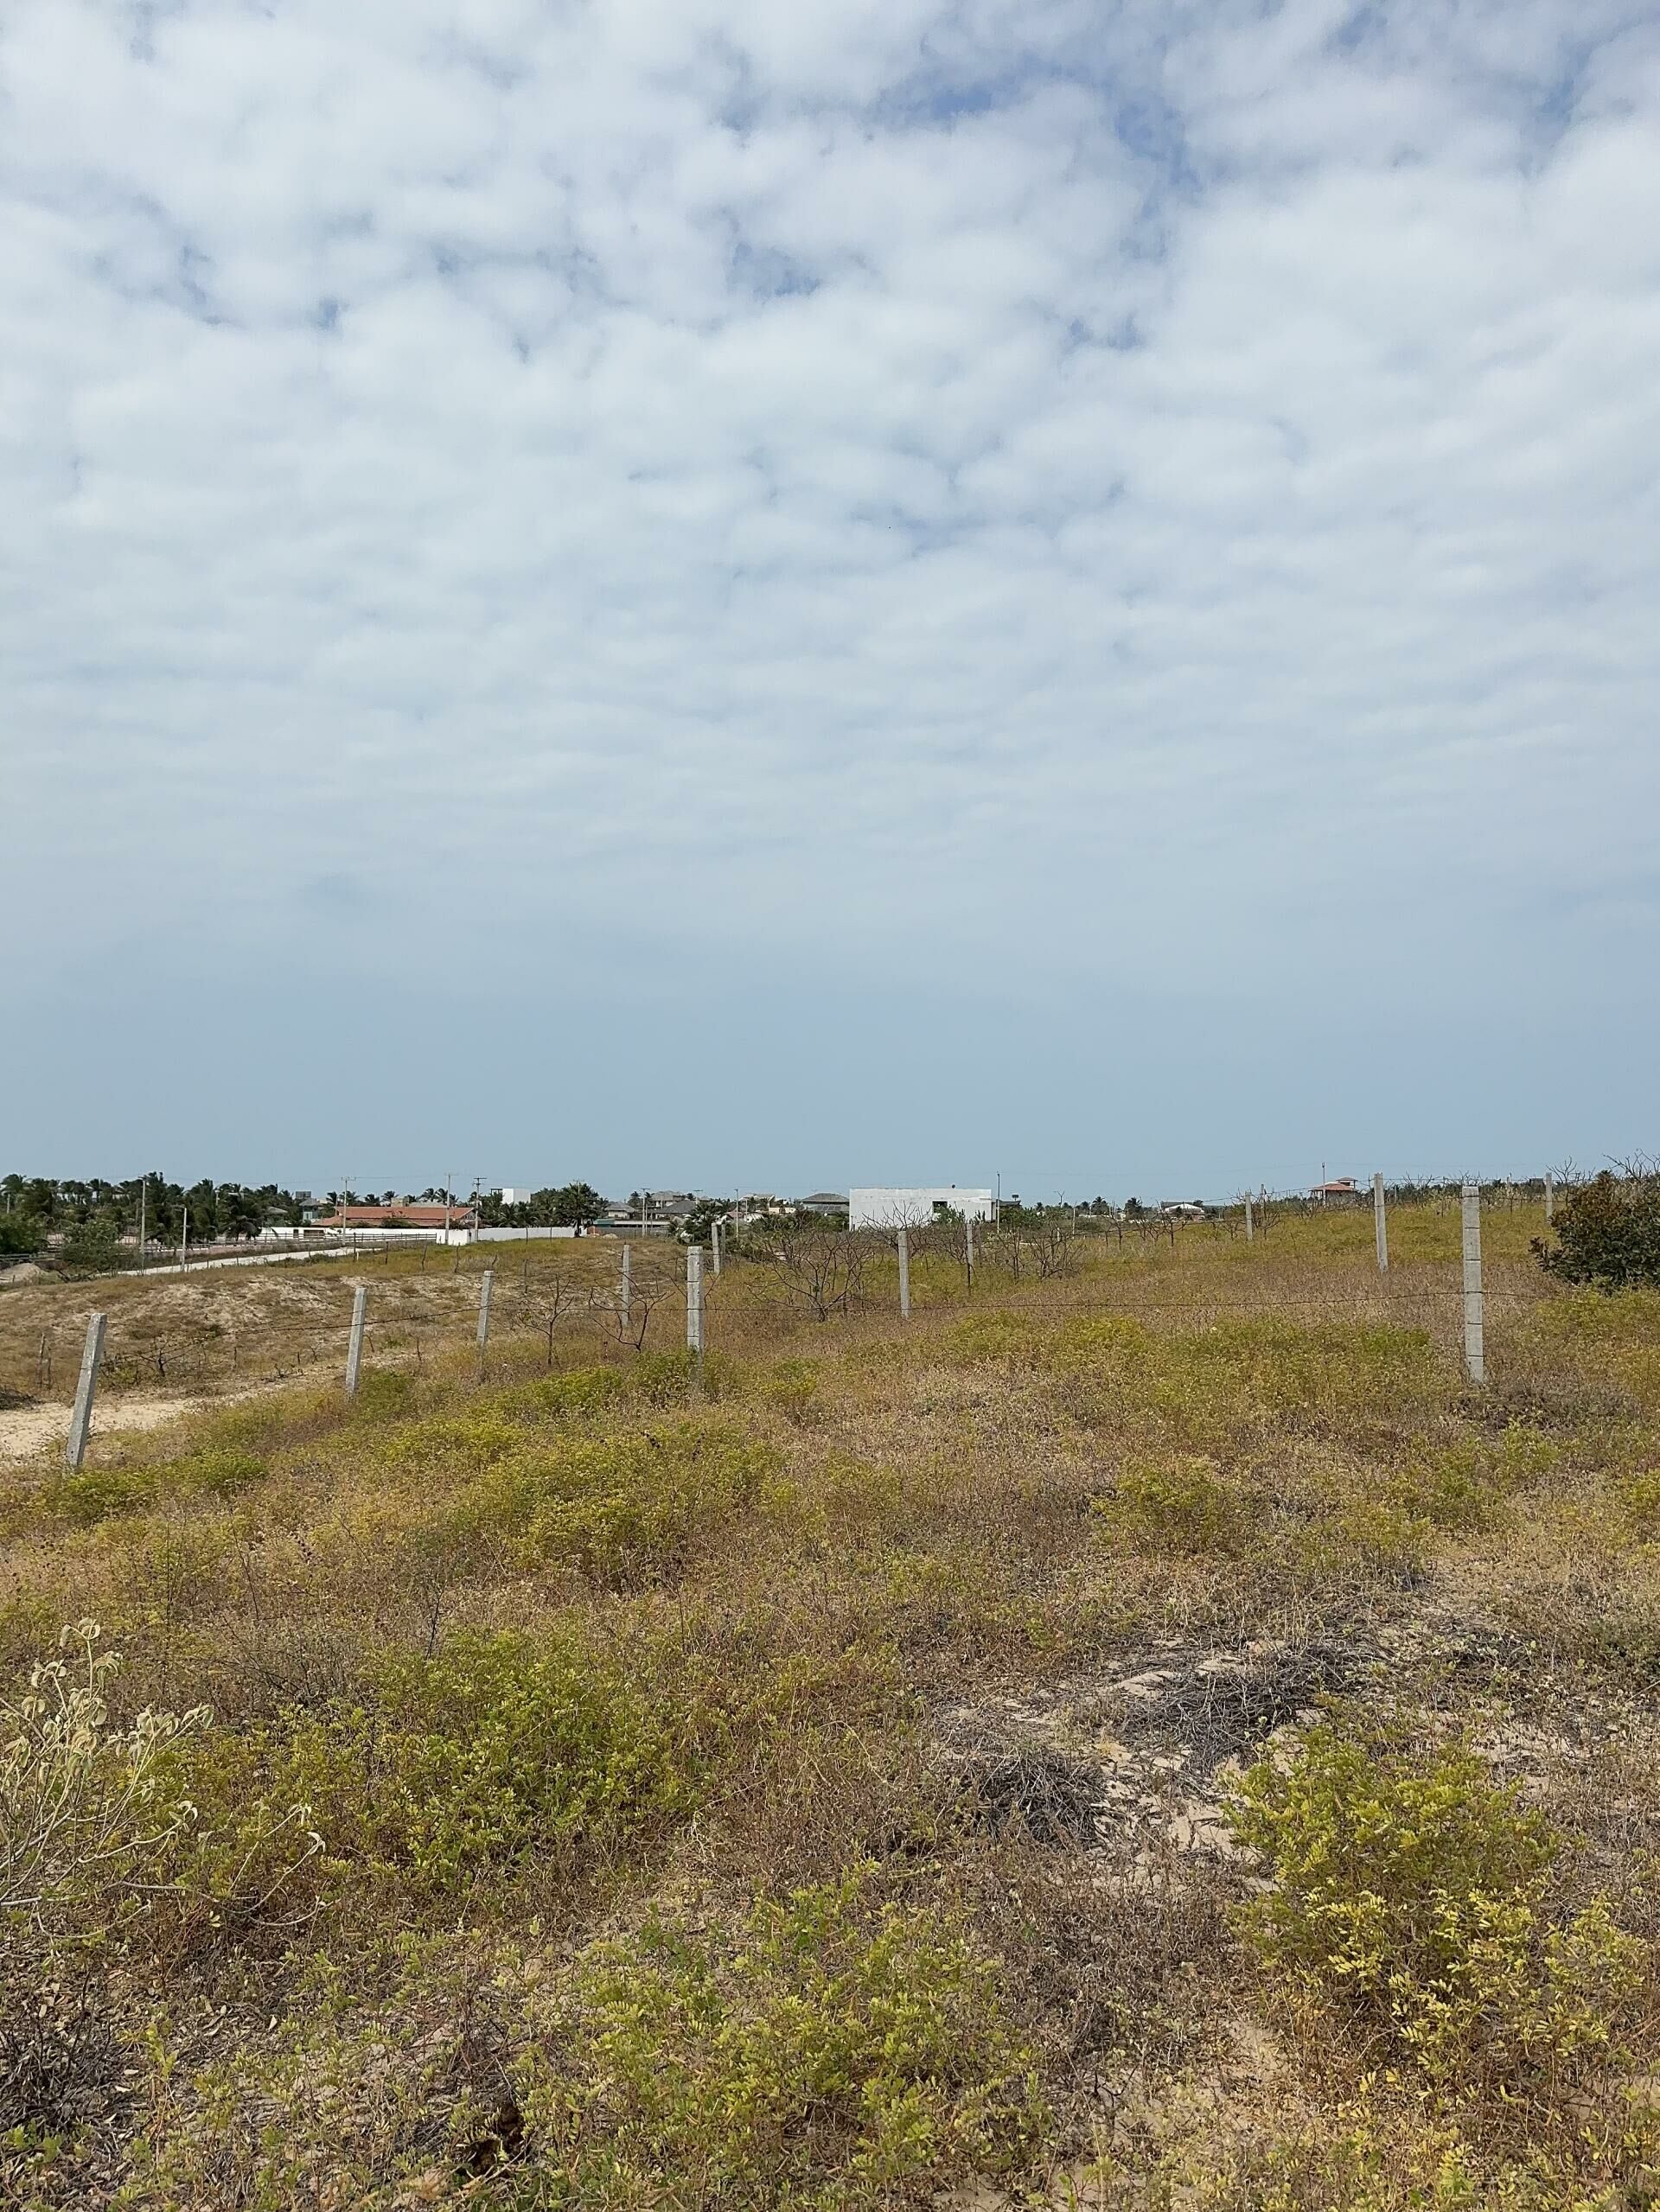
[3,1202,1660,2208]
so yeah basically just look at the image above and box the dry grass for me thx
[3,1200,1659,2209]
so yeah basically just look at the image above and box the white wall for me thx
[848,1187,995,1229]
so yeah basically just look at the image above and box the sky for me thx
[4,0,1658,1203]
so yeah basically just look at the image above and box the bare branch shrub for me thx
[514,1268,596,1368]
[768,1227,871,1323]
[1032,1221,1077,1279]
[617,1249,679,1352]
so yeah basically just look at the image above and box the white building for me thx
[848,1186,995,1229]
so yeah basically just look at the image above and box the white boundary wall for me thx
[474,1226,582,1242]
[849,1187,995,1229]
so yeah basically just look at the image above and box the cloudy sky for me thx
[5,0,1657,1200]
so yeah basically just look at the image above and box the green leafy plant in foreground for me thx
[173,1629,701,1906]
[1228,1729,1646,2093]
[513,1870,1047,2209]
[132,1879,1044,2211]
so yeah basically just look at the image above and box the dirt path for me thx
[0,1390,241,1462]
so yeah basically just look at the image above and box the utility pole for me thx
[137,1176,146,1273]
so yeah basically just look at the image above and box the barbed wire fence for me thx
[2,1175,1577,1469]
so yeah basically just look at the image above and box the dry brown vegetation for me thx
[4,1202,1660,2209]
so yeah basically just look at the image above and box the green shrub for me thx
[756,1358,823,1424]
[1228,1729,1645,2088]
[1618,1468,1660,1538]
[46,1446,266,1529]
[944,1314,1057,1366]
[1304,1500,1430,1584]
[50,1467,156,1527]
[1093,1456,1242,1554]
[455,1421,778,1585]
[376,1412,524,1475]
[511,1365,632,1420]
[1536,1168,1660,1291]
[514,1871,1046,2208]
[348,1369,418,1421]
[1390,1426,1559,1534]
[169,1446,266,1500]
[174,1629,700,1904]
[131,1934,516,2209]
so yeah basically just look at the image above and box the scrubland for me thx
[5,1206,1660,2209]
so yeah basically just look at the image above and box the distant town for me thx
[2,1170,1556,1278]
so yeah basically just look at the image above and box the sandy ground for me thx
[0,1392,218,1462]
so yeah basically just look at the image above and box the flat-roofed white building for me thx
[849,1186,994,1229]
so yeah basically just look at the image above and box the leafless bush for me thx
[617,1250,679,1352]
[1032,1222,1077,1278]
[513,1267,596,1367]
[769,1228,872,1323]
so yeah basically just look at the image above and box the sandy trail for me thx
[0,1392,231,1462]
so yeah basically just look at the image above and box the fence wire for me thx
[2,1219,1563,1436]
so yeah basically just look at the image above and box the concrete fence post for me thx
[1460,1180,1484,1386]
[476,1268,495,1349]
[345,1285,368,1399]
[686,1246,704,1358]
[1243,1194,1254,1244]
[1374,1173,1389,1273]
[965,1214,974,1287]
[620,1240,632,1317]
[65,1312,106,1469]
[712,1220,723,1276]
[1545,1171,1555,1226]
[897,1228,911,1320]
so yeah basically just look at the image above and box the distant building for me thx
[313,1203,477,1231]
[594,1191,698,1233]
[795,1191,851,1218]
[1159,1200,1208,1220]
[848,1187,995,1230]
[1310,1178,1362,1206]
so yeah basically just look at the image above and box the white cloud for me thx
[3,0,1657,1183]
